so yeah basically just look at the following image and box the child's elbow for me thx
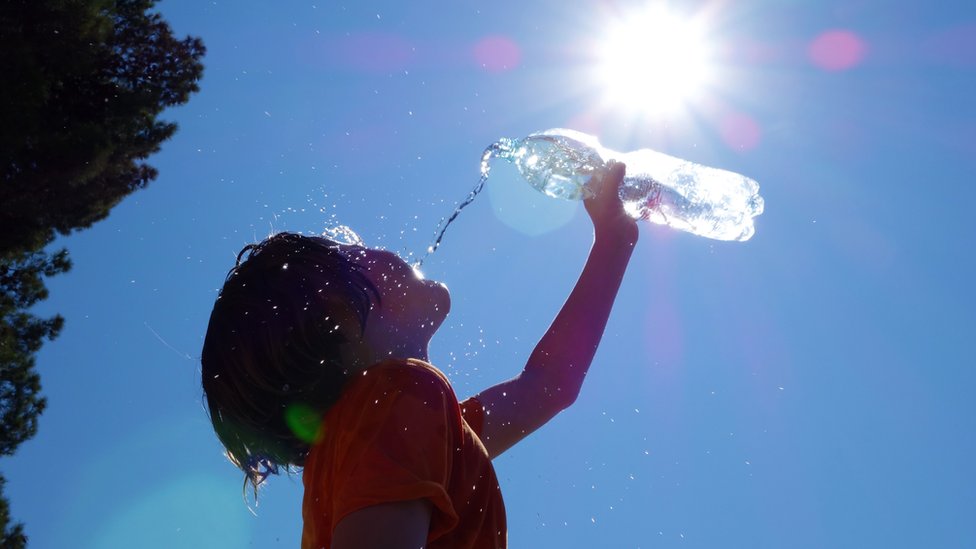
[549,384,581,413]
[521,368,583,416]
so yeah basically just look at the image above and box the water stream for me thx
[413,143,504,268]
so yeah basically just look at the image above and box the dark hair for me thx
[201,232,379,495]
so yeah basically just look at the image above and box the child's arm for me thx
[332,499,432,549]
[472,162,638,459]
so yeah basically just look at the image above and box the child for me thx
[201,162,637,548]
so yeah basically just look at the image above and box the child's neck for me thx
[345,337,431,373]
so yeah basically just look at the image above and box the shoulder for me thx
[349,358,456,400]
[335,359,460,422]
[329,359,464,454]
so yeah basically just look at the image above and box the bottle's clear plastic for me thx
[485,128,765,241]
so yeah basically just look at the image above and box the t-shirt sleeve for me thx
[329,365,461,541]
[459,396,486,438]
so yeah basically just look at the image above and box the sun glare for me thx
[595,6,712,116]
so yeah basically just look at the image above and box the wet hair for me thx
[201,232,379,495]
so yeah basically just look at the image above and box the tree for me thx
[0,476,26,549]
[0,251,70,455]
[0,1,204,543]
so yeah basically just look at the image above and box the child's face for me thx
[344,245,451,354]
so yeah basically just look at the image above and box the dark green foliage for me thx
[0,252,69,548]
[0,474,27,549]
[0,1,204,544]
[0,250,70,457]
[0,0,205,258]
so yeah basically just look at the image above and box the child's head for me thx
[201,232,380,489]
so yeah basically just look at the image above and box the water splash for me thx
[321,224,365,246]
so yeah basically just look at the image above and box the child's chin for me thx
[424,281,451,315]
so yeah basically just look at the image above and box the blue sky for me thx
[5,0,976,547]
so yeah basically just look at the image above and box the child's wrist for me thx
[595,220,638,244]
[594,223,639,250]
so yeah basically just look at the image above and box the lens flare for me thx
[285,403,323,444]
[808,29,867,71]
[473,35,522,72]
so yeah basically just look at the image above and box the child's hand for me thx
[584,161,639,246]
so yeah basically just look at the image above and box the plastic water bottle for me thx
[485,128,765,241]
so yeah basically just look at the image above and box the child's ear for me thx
[325,305,370,371]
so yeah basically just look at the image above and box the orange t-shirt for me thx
[301,358,507,549]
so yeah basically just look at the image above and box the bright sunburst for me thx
[594,5,712,116]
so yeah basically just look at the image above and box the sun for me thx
[594,6,712,116]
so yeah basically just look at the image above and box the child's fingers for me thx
[592,161,626,202]
[607,161,626,188]
[586,160,638,242]
[589,160,626,201]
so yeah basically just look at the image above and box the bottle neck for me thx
[492,137,517,158]
[480,137,519,176]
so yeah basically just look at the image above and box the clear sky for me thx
[5,0,976,547]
